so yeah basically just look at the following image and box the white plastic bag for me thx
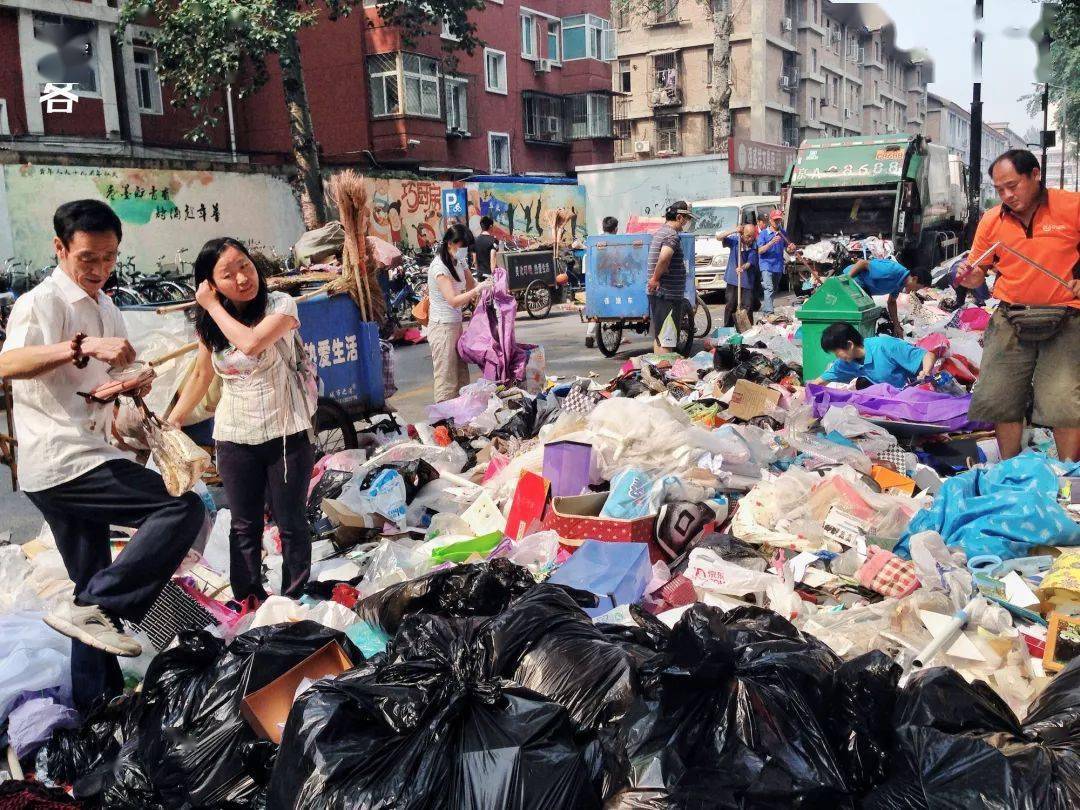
[685,547,778,597]
[0,613,71,723]
[523,346,547,395]
[658,310,678,349]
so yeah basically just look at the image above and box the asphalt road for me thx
[388,301,698,423]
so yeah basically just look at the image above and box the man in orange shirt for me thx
[960,149,1080,461]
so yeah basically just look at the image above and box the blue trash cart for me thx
[582,233,699,357]
[126,291,389,455]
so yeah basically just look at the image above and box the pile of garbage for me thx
[4,286,1080,807]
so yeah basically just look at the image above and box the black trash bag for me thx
[826,651,900,796]
[863,660,1080,810]
[492,394,559,441]
[99,621,357,809]
[267,613,604,810]
[305,469,353,524]
[354,558,536,635]
[36,692,132,788]
[483,585,654,732]
[615,604,851,810]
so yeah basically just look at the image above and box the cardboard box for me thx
[241,641,354,743]
[726,379,781,421]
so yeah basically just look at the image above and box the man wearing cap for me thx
[960,148,1080,462]
[756,209,790,315]
[646,202,695,353]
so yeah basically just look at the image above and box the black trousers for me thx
[26,460,206,713]
[215,432,315,602]
[724,285,756,327]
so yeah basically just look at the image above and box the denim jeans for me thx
[761,271,782,313]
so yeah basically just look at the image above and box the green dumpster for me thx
[796,276,883,382]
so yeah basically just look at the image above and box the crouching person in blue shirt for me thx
[811,322,933,388]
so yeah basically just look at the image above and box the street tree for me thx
[120,1,483,229]
[612,0,733,156]
[1022,1,1080,171]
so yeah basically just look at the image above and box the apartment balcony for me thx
[648,53,684,108]
[648,80,683,108]
[522,92,570,147]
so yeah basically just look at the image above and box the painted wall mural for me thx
[341,178,588,254]
[0,164,588,273]
[0,164,306,272]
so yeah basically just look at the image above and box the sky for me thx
[855,0,1045,138]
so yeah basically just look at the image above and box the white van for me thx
[691,195,780,298]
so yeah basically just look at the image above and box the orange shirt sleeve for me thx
[969,210,996,268]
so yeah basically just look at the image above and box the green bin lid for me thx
[796,276,881,321]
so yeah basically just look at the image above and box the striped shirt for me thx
[211,292,311,444]
[648,224,686,298]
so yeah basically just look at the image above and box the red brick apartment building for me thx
[0,0,615,175]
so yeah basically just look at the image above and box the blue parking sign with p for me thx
[441,188,467,223]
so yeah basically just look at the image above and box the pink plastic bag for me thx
[916,334,949,358]
[957,308,991,331]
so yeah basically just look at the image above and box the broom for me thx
[328,171,383,324]
[734,238,752,333]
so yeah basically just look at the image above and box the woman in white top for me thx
[169,238,314,602]
[428,224,485,402]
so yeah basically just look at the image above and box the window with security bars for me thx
[656,115,679,153]
[569,93,612,139]
[445,77,469,134]
[368,53,400,116]
[614,119,632,156]
[524,93,567,143]
[367,52,440,118]
[652,0,678,24]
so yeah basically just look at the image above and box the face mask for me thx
[455,247,468,260]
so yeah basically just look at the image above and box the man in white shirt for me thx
[0,200,204,713]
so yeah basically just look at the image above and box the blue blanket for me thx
[895,453,1080,561]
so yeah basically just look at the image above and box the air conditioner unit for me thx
[781,17,793,32]
[634,139,651,153]
[542,116,561,134]
[534,58,552,73]
[779,75,793,90]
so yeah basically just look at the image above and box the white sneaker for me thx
[44,602,142,657]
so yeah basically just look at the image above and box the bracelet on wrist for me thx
[72,333,89,369]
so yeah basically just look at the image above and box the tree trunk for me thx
[709,0,733,156]
[278,31,325,229]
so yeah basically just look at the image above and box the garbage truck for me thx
[780,134,969,271]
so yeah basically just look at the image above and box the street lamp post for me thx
[965,2,984,245]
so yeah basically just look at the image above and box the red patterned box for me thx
[542,493,663,562]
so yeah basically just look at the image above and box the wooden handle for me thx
[155,300,195,314]
[148,341,198,367]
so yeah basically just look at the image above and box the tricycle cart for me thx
[297,292,391,455]
[581,233,700,358]
[499,249,559,319]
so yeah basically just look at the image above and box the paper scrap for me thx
[1001,571,1041,609]
[918,610,987,662]
[461,492,505,537]
[822,506,870,549]
[726,379,781,421]
[789,551,821,583]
